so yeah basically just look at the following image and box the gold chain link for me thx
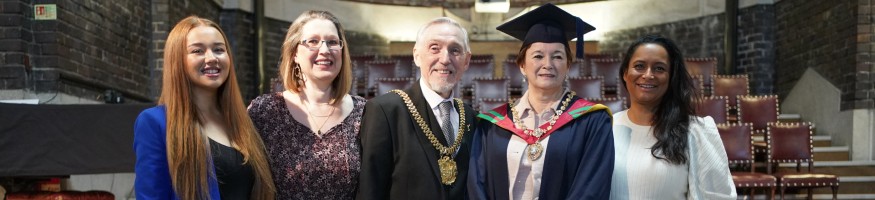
[509,91,575,138]
[391,90,466,156]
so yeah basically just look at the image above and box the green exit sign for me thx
[34,4,57,20]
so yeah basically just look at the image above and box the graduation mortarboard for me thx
[496,3,595,58]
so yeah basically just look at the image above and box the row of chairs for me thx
[719,122,839,200]
[695,95,777,133]
[371,76,630,112]
[351,54,497,98]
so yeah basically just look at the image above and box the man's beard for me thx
[428,79,456,96]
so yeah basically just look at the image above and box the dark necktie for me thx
[438,101,454,144]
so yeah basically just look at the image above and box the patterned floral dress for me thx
[248,93,365,200]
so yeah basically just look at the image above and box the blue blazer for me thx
[133,106,221,200]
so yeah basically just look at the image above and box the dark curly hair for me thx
[619,34,699,165]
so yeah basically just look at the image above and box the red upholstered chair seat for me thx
[774,173,839,187]
[6,191,114,200]
[731,172,778,187]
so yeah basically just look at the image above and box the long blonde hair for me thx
[279,10,352,104]
[158,16,275,200]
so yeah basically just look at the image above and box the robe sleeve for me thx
[356,100,394,200]
[567,110,615,200]
[686,116,737,200]
[467,121,492,200]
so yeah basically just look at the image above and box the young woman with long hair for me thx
[134,16,275,200]
[609,34,735,200]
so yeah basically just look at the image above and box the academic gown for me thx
[468,96,614,200]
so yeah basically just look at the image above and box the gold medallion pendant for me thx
[390,90,466,186]
[527,142,543,161]
[437,156,457,185]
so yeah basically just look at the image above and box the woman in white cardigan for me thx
[609,34,736,200]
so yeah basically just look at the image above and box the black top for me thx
[210,139,254,200]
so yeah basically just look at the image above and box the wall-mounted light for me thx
[474,0,509,13]
[104,89,124,104]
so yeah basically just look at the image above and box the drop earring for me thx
[294,64,304,85]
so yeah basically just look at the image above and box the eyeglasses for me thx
[299,39,343,51]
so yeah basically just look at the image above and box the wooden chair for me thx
[713,74,750,109]
[472,77,510,100]
[503,59,525,95]
[737,95,779,134]
[718,123,776,200]
[767,122,838,200]
[391,54,415,78]
[569,59,587,78]
[471,54,495,61]
[586,97,626,114]
[589,58,622,95]
[566,76,603,99]
[738,95,780,165]
[351,54,376,96]
[476,98,507,112]
[691,75,705,97]
[694,96,729,124]
[365,60,398,97]
[461,59,495,90]
[685,57,718,96]
[615,81,630,108]
[375,77,415,96]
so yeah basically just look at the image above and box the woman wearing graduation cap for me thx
[468,3,614,200]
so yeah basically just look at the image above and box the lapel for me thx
[452,100,474,137]
[406,82,452,146]
[404,82,445,183]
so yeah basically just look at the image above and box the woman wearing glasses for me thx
[247,10,365,199]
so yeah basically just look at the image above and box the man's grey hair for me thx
[415,17,471,53]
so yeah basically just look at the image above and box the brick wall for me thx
[776,0,872,110]
[0,0,153,102]
[599,13,726,64]
[262,17,289,93]
[738,5,776,95]
[0,0,31,90]
[856,0,875,109]
[149,0,221,101]
[599,5,778,96]
[220,9,257,100]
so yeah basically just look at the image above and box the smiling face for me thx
[184,26,230,91]
[413,23,471,97]
[293,18,343,84]
[519,42,569,92]
[623,43,671,108]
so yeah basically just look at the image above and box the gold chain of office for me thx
[390,89,466,185]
